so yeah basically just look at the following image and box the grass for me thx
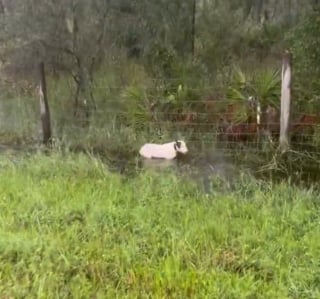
[0,153,319,298]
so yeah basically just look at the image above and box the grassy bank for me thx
[0,153,319,298]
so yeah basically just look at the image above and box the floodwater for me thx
[0,142,319,192]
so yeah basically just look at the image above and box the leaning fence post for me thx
[38,62,52,145]
[279,49,292,152]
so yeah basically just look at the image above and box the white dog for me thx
[139,140,188,160]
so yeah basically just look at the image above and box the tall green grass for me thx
[0,153,319,298]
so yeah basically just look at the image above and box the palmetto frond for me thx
[120,85,153,130]
[252,69,281,107]
[228,67,281,107]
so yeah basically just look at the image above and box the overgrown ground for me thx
[0,153,319,298]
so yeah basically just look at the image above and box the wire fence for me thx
[1,84,320,160]
[51,110,320,156]
[1,95,320,188]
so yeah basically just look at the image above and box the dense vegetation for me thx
[0,0,320,153]
[0,153,319,298]
[0,2,320,296]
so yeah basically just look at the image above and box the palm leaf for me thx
[252,69,281,106]
[227,87,248,102]
[120,85,152,130]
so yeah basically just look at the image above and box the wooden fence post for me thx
[38,62,52,145]
[279,49,292,152]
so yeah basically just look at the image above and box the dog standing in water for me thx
[139,140,188,160]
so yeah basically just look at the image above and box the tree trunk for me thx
[72,67,95,122]
[0,0,8,15]
[256,0,264,22]
[191,0,196,56]
[279,50,292,152]
[39,62,52,145]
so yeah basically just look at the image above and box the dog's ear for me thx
[176,141,181,148]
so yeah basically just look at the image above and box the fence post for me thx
[38,62,52,145]
[279,49,292,152]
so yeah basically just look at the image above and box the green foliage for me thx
[223,67,281,123]
[286,9,320,95]
[242,22,285,62]
[227,67,281,107]
[197,2,244,70]
[2,0,320,154]
[162,83,200,110]
[144,43,178,79]
[120,85,152,131]
[252,69,281,107]
[0,154,319,297]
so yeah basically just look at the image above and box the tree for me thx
[286,7,320,100]
[1,0,112,116]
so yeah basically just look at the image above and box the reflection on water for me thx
[140,158,178,171]
[137,149,243,194]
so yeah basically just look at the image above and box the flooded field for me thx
[0,141,319,193]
